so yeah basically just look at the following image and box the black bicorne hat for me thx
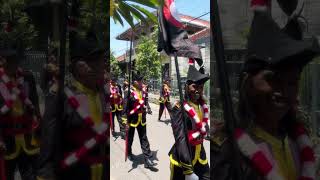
[70,31,105,62]
[244,12,320,73]
[186,65,209,85]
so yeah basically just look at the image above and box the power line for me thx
[184,12,210,25]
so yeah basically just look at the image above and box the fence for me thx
[20,51,47,105]
[20,51,47,84]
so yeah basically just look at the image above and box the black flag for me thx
[157,0,203,67]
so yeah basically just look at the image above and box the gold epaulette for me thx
[122,117,127,124]
[174,102,181,109]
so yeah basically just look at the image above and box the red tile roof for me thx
[116,28,210,62]
[190,28,210,42]
[116,13,210,41]
[116,54,126,62]
[180,15,210,28]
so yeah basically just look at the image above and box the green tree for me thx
[110,51,122,78]
[0,0,38,49]
[110,0,159,27]
[135,29,161,80]
[77,0,108,43]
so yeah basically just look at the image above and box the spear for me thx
[211,0,242,178]
[173,52,193,163]
[55,1,67,177]
[125,30,134,162]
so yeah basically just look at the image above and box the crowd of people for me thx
[0,32,109,180]
[109,65,211,180]
[1,0,320,180]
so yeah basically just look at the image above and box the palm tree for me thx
[110,0,160,27]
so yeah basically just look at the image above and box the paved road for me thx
[110,103,210,180]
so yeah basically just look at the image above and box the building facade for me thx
[115,14,211,97]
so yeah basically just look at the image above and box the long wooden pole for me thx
[211,0,242,178]
[56,1,67,177]
[125,31,134,162]
[173,52,193,161]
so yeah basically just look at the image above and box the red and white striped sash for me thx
[62,87,108,168]
[0,68,34,114]
[109,84,119,98]
[183,100,209,144]
[109,84,122,105]
[129,88,146,115]
[234,123,316,180]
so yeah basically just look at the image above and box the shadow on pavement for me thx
[158,119,171,125]
[128,150,159,172]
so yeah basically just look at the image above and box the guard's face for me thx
[133,80,143,90]
[187,82,204,102]
[133,80,138,88]
[123,81,129,87]
[111,81,116,86]
[87,55,105,81]
[76,54,105,89]
[247,65,301,120]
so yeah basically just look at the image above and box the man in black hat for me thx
[110,77,125,138]
[211,10,320,180]
[169,65,210,180]
[123,72,156,169]
[37,32,108,180]
[0,46,41,180]
[158,79,172,121]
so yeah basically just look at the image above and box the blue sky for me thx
[110,0,210,57]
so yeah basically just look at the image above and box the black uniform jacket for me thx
[0,71,40,159]
[211,134,267,180]
[37,84,108,179]
[169,103,208,175]
[122,86,151,127]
